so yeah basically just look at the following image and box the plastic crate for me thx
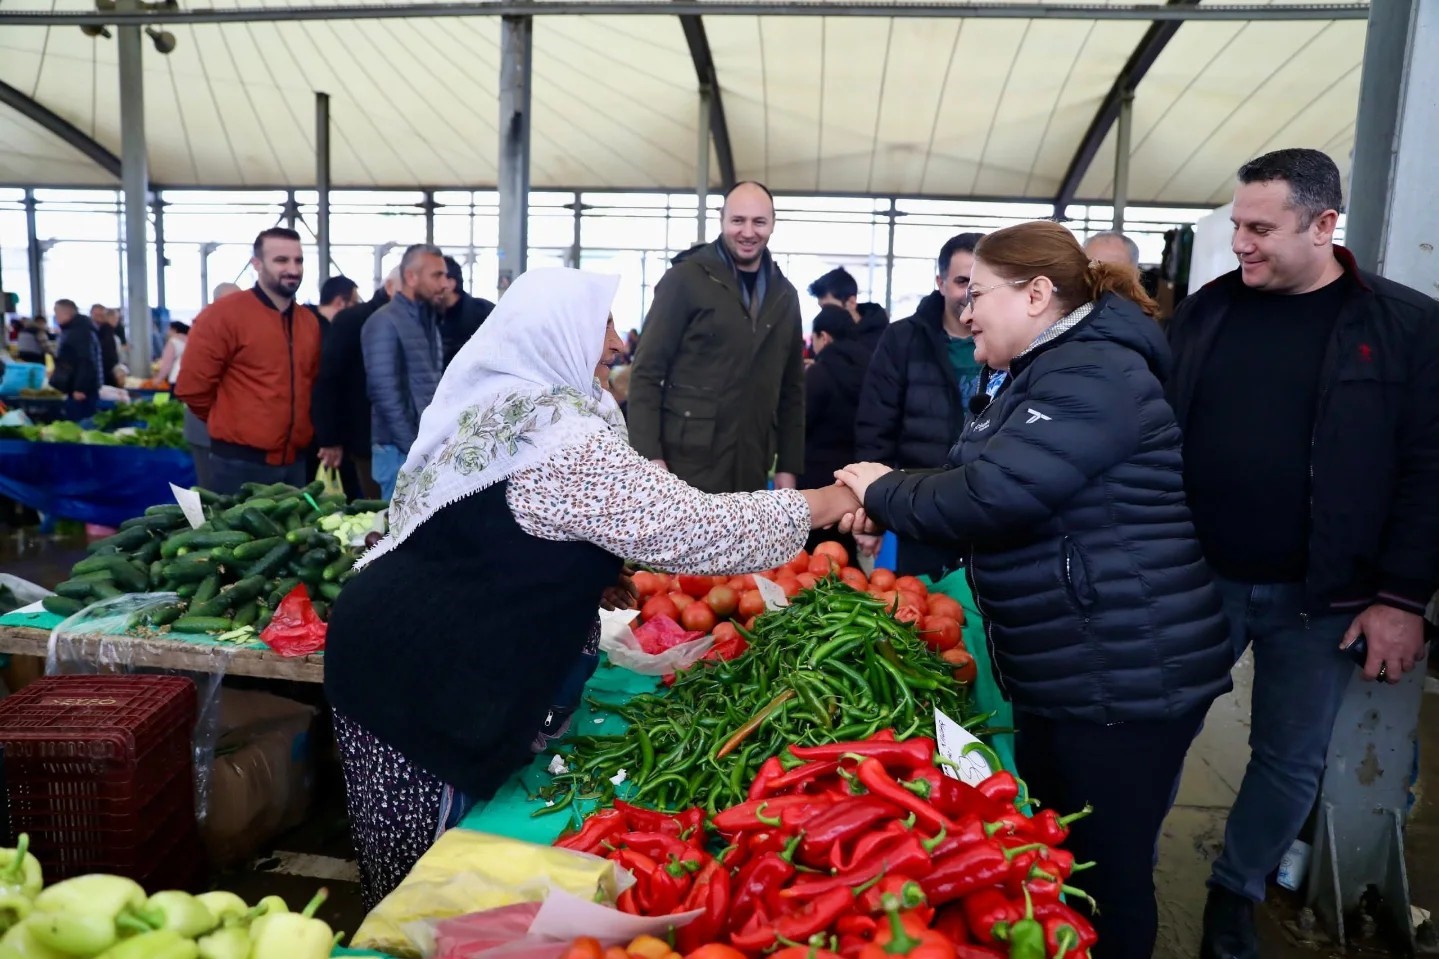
[0,676,198,878]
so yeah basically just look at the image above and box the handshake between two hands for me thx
[826,462,893,558]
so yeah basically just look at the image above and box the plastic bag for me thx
[259,585,327,657]
[319,464,345,498]
[351,831,627,959]
[597,608,712,676]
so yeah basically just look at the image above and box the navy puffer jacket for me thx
[864,294,1233,723]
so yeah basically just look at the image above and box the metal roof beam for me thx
[1052,0,1200,218]
[678,14,736,190]
[0,3,1369,27]
[0,79,121,178]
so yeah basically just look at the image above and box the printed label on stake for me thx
[753,573,790,610]
[169,483,206,530]
[934,707,993,785]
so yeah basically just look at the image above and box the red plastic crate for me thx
[0,676,198,879]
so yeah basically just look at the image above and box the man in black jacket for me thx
[50,299,103,420]
[438,257,495,369]
[314,268,398,500]
[808,267,889,353]
[801,307,870,559]
[854,232,984,574]
[1169,149,1439,959]
[89,303,123,387]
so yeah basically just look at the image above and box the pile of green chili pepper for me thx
[541,580,974,813]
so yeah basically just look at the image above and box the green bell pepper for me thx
[0,837,43,901]
[247,889,332,959]
[94,930,197,959]
[195,926,249,959]
[0,920,68,959]
[0,897,31,936]
[192,894,247,928]
[30,875,153,955]
[137,892,216,938]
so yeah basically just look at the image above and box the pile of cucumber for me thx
[41,481,387,635]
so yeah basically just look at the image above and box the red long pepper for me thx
[960,888,1020,943]
[749,757,786,800]
[831,820,913,874]
[614,801,690,837]
[614,848,684,914]
[1029,805,1092,846]
[857,878,931,922]
[790,737,938,770]
[927,816,999,860]
[854,759,955,834]
[1042,917,1083,959]
[920,842,1044,906]
[610,832,707,871]
[555,809,626,853]
[761,760,844,796]
[974,771,1027,809]
[784,833,932,898]
[1029,902,1097,949]
[903,770,1006,821]
[857,894,957,959]
[713,796,818,834]
[675,860,731,952]
[729,853,796,932]
[800,798,906,867]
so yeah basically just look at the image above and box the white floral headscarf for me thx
[357,267,624,567]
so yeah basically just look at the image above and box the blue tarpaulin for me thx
[0,439,195,527]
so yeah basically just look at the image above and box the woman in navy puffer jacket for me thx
[836,221,1233,959]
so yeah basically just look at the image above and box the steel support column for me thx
[1307,2,1439,951]
[118,1,152,375]
[152,193,167,311]
[696,88,711,243]
[1112,84,1133,232]
[316,92,332,287]
[23,190,43,319]
[422,190,437,245]
[497,15,533,291]
[199,242,218,306]
[567,192,583,269]
[883,198,898,317]
[282,190,299,229]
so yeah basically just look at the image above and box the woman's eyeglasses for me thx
[963,277,1055,310]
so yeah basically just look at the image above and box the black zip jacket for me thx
[1167,247,1439,616]
[865,294,1232,723]
[312,291,387,457]
[51,317,103,398]
[800,338,870,490]
[854,303,890,353]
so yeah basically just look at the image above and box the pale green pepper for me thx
[94,930,197,959]
[195,925,249,959]
[0,837,43,901]
[0,896,31,936]
[0,919,67,959]
[246,889,331,959]
[30,875,152,955]
[193,894,248,928]
[137,892,216,938]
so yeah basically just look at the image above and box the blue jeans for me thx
[371,444,406,501]
[1209,579,1356,902]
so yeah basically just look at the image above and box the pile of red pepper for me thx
[556,733,1098,959]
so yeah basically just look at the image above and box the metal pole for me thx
[118,0,152,376]
[282,189,299,229]
[497,14,533,292]
[568,191,583,269]
[316,92,332,287]
[1307,2,1439,951]
[422,190,437,245]
[697,87,711,244]
[199,242,217,306]
[884,198,897,317]
[23,189,43,319]
[152,192,167,312]
[1112,82,1133,233]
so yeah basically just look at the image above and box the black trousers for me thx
[1014,706,1206,959]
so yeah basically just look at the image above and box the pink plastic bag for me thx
[259,585,328,656]
[433,903,559,959]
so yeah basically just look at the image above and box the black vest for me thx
[325,481,622,797]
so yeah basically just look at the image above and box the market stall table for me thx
[0,609,323,683]
[0,438,195,528]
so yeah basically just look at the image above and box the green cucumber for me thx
[239,508,284,539]
[271,497,305,519]
[239,496,279,513]
[193,487,224,505]
[42,596,84,617]
[119,515,152,531]
[233,601,260,628]
[267,577,303,606]
[219,576,266,606]
[91,581,124,600]
[162,555,216,583]
[162,530,251,559]
[145,602,187,627]
[145,503,186,518]
[284,527,327,547]
[299,549,333,570]
[349,499,389,512]
[175,582,200,599]
[318,581,344,602]
[149,560,165,586]
[135,539,162,565]
[172,615,234,634]
[321,554,355,581]
[310,600,328,620]
[245,543,293,580]
[54,580,98,600]
[192,574,221,605]
[256,607,274,631]
[233,536,285,562]
[73,554,146,591]
[284,512,303,532]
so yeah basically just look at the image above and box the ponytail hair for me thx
[1086,259,1159,317]
[975,221,1158,318]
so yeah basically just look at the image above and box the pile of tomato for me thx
[631,545,976,684]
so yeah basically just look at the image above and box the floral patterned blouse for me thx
[507,431,811,575]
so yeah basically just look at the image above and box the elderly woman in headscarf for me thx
[325,268,860,908]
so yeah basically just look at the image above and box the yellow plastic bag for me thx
[319,464,345,498]
[351,830,625,959]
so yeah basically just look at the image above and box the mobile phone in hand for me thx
[1344,633,1369,667]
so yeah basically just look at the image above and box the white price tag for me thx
[934,707,994,786]
[169,483,207,530]
[752,573,790,611]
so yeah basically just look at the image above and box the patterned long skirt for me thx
[333,711,475,912]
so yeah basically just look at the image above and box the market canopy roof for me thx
[0,1,1369,207]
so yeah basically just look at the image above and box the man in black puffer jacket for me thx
[840,222,1232,959]
[855,232,985,574]
[800,307,870,559]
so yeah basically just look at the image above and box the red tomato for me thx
[677,575,714,598]
[814,541,850,569]
[894,605,923,626]
[680,601,717,633]
[641,594,679,623]
[839,567,869,591]
[669,592,694,614]
[728,574,757,592]
[779,578,802,598]
[711,621,741,643]
[918,615,962,652]
[631,571,663,599]
[738,589,766,619]
[927,594,966,623]
[705,585,739,619]
[894,575,929,597]
[897,590,927,615]
[874,589,899,609]
[796,572,819,590]
[869,568,897,591]
[743,616,758,631]
[809,555,839,577]
[787,550,811,575]
[942,647,978,684]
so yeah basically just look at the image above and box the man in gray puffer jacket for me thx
[362,244,448,499]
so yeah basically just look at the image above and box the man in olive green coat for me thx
[628,182,806,494]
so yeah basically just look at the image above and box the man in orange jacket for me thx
[176,228,323,494]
